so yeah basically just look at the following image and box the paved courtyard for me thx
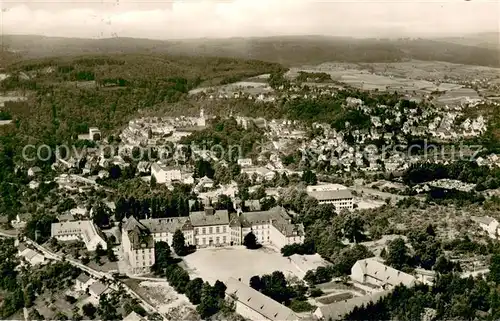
[182,245,313,284]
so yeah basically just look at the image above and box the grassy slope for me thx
[3,35,500,67]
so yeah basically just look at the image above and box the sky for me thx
[1,0,498,39]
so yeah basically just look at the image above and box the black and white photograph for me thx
[0,0,500,320]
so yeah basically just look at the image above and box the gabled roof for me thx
[151,163,181,173]
[225,277,299,321]
[122,216,148,232]
[354,258,415,287]
[89,281,108,297]
[18,243,27,252]
[189,210,229,227]
[229,212,245,228]
[140,217,190,233]
[471,216,497,226]
[199,176,214,183]
[240,207,290,225]
[76,273,92,284]
[29,166,42,173]
[123,311,145,321]
[20,248,41,261]
[123,216,155,249]
[271,221,305,238]
[316,290,391,320]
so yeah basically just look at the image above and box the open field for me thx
[287,60,496,103]
[189,79,274,95]
[355,198,386,210]
[182,246,324,284]
[287,64,443,93]
[365,60,500,82]
[436,87,481,105]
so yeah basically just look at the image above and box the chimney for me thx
[205,207,215,216]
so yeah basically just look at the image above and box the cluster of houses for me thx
[413,178,476,194]
[424,113,487,140]
[192,79,344,103]
[119,109,207,146]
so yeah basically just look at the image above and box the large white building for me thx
[140,217,194,246]
[151,163,182,184]
[190,208,231,247]
[307,184,354,211]
[225,277,299,321]
[136,207,304,249]
[230,207,305,248]
[51,220,107,251]
[121,207,306,274]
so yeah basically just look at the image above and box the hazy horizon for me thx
[1,0,499,40]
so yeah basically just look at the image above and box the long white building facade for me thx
[307,184,354,211]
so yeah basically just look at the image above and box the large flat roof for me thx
[308,189,353,201]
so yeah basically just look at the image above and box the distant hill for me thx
[3,34,500,67]
[436,32,500,50]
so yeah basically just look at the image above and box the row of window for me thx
[198,226,227,235]
[337,202,352,207]
[319,200,353,206]
[196,236,227,245]
[58,230,82,235]
[136,259,153,267]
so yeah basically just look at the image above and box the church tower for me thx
[198,108,206,127]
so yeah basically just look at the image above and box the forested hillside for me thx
[0,54,283,145]
[4,35,500,67]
